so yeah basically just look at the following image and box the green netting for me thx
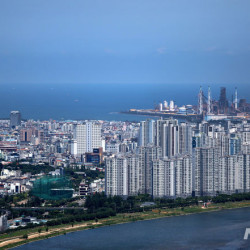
[31,176,74,200]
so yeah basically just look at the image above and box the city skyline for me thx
[1,1,250,248]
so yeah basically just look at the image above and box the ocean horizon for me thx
[0,83,249,121]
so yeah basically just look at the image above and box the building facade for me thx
[74,122,102,156]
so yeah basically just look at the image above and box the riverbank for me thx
[2,200,250,249]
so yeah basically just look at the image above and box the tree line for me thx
[46,208,115,226]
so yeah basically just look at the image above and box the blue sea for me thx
[0,83,249,121]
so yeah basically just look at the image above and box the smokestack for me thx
[198,86,203,115]
[234,87,238,109]
[207,86,211,115]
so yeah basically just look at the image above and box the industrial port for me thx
[123,86,250,122]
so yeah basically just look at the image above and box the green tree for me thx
[22,234,28,240]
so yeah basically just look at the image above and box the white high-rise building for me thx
[218,154,250,194]
[152,156,192,198]
[194,147,219,196]
[140,119,181,158]
[159,119,179,158]
[238,154,250,192]
[101,139,106,152]
[105,118,250,199]
[105,154,142,197]
[138,145,162,194]
[127,154,141,195]
[70,139,77,156]
[139,120,155,146]
[105,155,128,196]
[179,123,192,155]
[159,103,163,111]
[74,122,102,156]
[105,148,161,197]
[163,100,168,110]
[169,100,174,111]
[139,119,182,157]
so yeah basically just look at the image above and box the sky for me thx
[0,0,250,85]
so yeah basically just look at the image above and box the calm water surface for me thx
[1,83,249,121]
[15,207,250,250]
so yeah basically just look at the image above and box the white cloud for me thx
[157,47,167,54]
[205,46,218,52]
[104,49,116,54]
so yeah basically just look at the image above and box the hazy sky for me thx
[1,0,250,84]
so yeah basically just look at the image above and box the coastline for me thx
[1,200,250,249]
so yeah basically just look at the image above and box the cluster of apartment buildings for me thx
[3,110,250,200]
[0,116,139,166]
[0,113,140,197]
[105,118,250,198]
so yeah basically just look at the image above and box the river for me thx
[15,207,250,249]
